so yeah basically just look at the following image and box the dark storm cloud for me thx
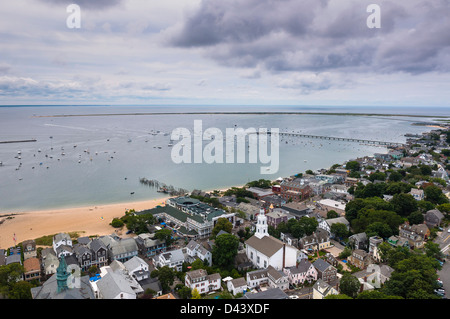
[38,0,123,10]
[168,0,450,75]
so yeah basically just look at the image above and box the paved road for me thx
[437,261,450,299]
[286,287,313,299]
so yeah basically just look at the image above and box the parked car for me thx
[288,295,299,299]
[434,289,445,295]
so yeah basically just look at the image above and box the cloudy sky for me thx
[1,0,450,107]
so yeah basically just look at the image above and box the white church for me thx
[245,209,300,271]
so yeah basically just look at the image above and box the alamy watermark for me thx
[170,120,280,175]
[65,3,381,30]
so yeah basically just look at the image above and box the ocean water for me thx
[0,105,448,212]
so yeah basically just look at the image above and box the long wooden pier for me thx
[0,139,37,144]
[256,131,403,147]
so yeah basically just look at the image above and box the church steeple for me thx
[255,208,268,239]
[56,255,69,294]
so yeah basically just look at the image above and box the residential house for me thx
[424,209,445,228]
[312,279,338,299]
[318,217,350,237]
[312,258,337,285]
[348,232,368,250]
[368,236,383,262]
[324,252,339,268]
[55,245,73,259]
[185,240,212,266]
[88,238,108,268]
[41,248,59,276]
[398,223,429,249]
[135,233,166,258]
[266,209,289,228]
[22,239,37,260]
[246,265,289,291]
[101,235,138,263]
[410,188,425,201]
[280,232,299,248]
[73,244,93,271]
[185,269,221,294]
[239,287,289,299]
[353,264,395,289]
[348,249,370,269]
[94,260,144,298]
[52,233,72,253]
[23,257,41,282]
[124,256,150,282]
[298,228,331,253]
[227,277,248,296]
[94,271,137,299]
[138,277,163,297]
[153,248,185,271]
[283,259,317,286]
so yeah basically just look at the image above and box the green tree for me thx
[368,171,386,182]
[339,273,361,298]
[330,223,348,239]
[192,288,202,299]
[357,290,403,299]
[0,263,25,298]
[110,218,124,228]
[388,171,403,182]
[424,242,444,260]
[8,281,33,299]
[177,286,192,299]
[326,210,339,219]
[211,217,233,239]
[391,193,418,217]
[424,185,448,205]
[212,233,239,268]
[365,221,393,238]
[346,161,361,172]
[408,211,424,225]
[155,228,175,247]
[151,266,175,292]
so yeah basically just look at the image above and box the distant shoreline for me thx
[33,112,450,119]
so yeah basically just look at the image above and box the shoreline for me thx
[32,111,450,119]
[0,197,170,249]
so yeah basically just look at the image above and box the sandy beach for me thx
[0,197,170,249]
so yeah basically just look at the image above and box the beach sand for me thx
[0,197,170,249]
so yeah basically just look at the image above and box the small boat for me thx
[130,192,135,195]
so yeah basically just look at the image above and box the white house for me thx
[246,265,289,291]
[186,240,213,266]
[92,260,144,299]
[185,269,221,294]
[52,233,72,254]
[312,279,338,299]
[153,249,185,271]
[245,209,299,270]
[124,256,150,282]
[409,188,424,201]
[227,277,248,296]
[318,216,350,236]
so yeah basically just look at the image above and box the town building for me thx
[245,209,299,270]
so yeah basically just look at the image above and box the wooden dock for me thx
[0,139,37,144]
